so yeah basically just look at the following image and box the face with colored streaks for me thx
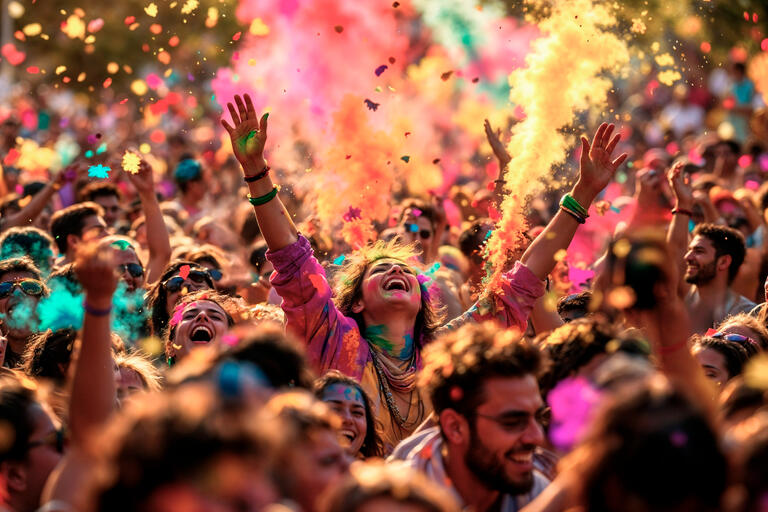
[358,258,421,318]
[170,300,229,362]
[321,383,368,456]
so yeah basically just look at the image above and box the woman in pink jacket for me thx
[221,94,626,450]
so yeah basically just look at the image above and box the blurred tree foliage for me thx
[4,0,243,93]
[496,0,766,63]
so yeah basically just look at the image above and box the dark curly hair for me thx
[420,322,542,419]
[536,317,650,398]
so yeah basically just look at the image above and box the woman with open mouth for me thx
[315,370,384,460]
[163,290,238,366]
[221,94,627,449]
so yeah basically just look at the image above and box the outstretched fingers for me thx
[220,119,234,135]
[226,102,240,127]
[234,95,248,121]
[591,122,607,150]
[259,113,269,137]
[605,133,621,156]
[244,94,257,118]
[611,153,628,170]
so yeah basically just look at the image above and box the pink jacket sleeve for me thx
[266,236,369,380]
[438,261,545,334]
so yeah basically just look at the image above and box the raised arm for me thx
[69,239,118,443]
[221,94,298,251]
[520,123,627,281]
[666,162,693,297]
[126,157,171,284]
[484,119,511,209]
[41,240,119,510]
[1,172,66,231]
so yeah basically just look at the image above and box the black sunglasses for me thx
[163,270,210,293]
[117,263,144,278]
[0,279,43,299]
[207,269,223,282]
[405,223,432,240]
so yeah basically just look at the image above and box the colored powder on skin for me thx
[3,292,37,331]
[322,383,364,405]
[364,324,395,354]
[36,280,147,344]
[483,0,629,293]
[37,280,83,332]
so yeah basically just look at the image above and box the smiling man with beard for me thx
[680,223,755,333]
[390,322,549,512]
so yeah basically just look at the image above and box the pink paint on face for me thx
[358,259,421,319]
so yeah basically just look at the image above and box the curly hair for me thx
[333,239,443,347]
[96,383,267,511]
[320,460,460,512]
[536,317,650,398]
[314,370,385,458]
[715,312,768,351]
[0,227,56,276]
[419,322,542,419]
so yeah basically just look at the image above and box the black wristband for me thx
[244,166,270,183]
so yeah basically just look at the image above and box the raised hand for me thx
[220,93,269,174]
[74,239,119,302]
[666,161,693,209]
[575,123,628,204]
[484,119,511,166]
[126,156,155,197]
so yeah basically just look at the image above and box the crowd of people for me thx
[0,35,766,512]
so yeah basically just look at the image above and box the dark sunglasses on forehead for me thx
[0,279,43,299]
[404,223,432,240]
[163,270,210,293]
[117,263,144,278]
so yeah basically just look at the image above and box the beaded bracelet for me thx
[560,193,589,218]
[559,204,586,224]
[247,186,279,206]
[83,301,112,317]
[244,166,270,183]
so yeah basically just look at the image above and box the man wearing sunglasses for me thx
[0,378,63,512]
[391,323,549,512]
[107,238,146,293]
[0,258,48,368]
[398,199,441,265]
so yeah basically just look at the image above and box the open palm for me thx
[578,122,627,196]
[221,94,269,169]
